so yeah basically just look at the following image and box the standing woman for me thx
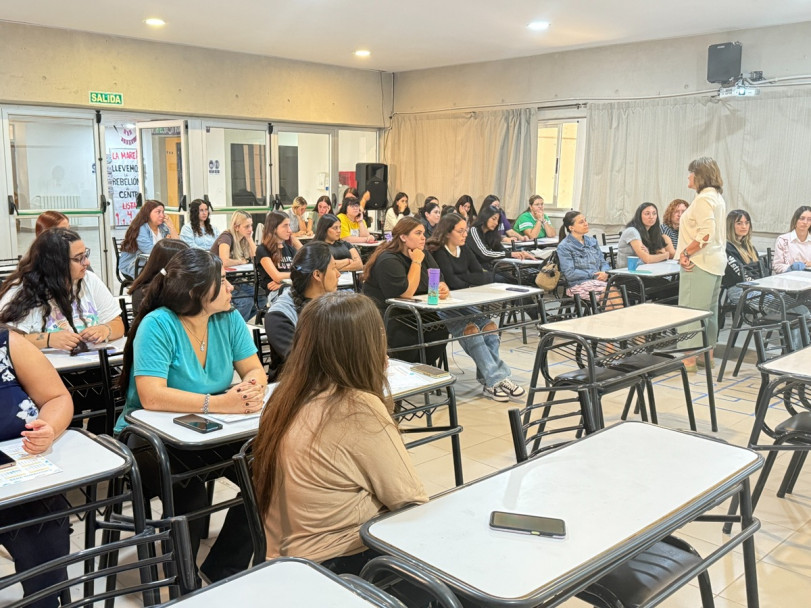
[383,192,410,232]
[180,199,220,250]
[256,211,302,309]
[253,292,427,574]
[287,196,313,237]
[677,157,728,368]
[616,202,675,268]
[772,205,811,273]
[210,211,257,320]
[418,198,441,238]
[515,195,555,240]
[313,214,363,272]
[455,194,476,225]
[118,200,179,279]
[661,199,689,250]
[363,217,450,365]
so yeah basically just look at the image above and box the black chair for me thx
[112,237,134,296]
[232,437,267,568]
[360,555,463,608]
[507,410,714,608]
[0,517,195,608]
[0,255,20,286]
[601,231,621,246]
[119,297,134,334]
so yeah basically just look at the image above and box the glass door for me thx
[274,128,331,213]
[136,119,189,234]
[1,110,107,280]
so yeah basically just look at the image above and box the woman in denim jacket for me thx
[557,211,613,302]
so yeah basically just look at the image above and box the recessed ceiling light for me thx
[354,49,371,57]
[144,18,166,27]
[528,21,550,31]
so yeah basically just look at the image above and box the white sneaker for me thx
[498,378,526,398]
[483,384,510,402]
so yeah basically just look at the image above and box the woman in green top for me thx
[515,195,555,239]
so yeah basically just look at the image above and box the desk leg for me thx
[447,387,464,486]
[702,320,718,432]
[740,479,760,608]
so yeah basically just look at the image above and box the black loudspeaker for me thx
[708,42,742,84]
[356,163,388,210]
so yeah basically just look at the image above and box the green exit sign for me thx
[89,91,124,106]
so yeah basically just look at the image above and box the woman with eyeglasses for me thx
[426,214,524,401]
[210,210,258,320]
[181,199,220,250]
[118,199,179,279]
[0,228,125,352]
[773,205,811,274]
[313,214,363,272]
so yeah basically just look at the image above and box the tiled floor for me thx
[3,323,811,607]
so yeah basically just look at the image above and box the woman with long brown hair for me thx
[257,210,302,309]
[363,217,450,364]
[118,200,179,279]
[253,291,427,574]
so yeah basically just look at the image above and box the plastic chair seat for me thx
[585,540,703,608]
[775,411,811,436]
[554,367,626,385]
[612,353,684,375]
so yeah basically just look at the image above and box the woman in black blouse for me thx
[362,217,449,365]
[313,214,363,272]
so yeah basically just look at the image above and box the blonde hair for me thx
[291,196,307,211]
[228,211,252,260]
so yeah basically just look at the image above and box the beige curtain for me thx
[582,90,811,233]
[384,108,534,217]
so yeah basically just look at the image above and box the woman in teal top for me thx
[115,248,265,585]
[515,194,555,239]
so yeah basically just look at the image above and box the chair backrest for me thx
[360,555,463,608]
[232,437,267,567]
[255,222,265,245]
[0,517,195,608]
[111,236,132,285]
[119,297,134,334]
[601,231,621,245]
[606,245,618,269]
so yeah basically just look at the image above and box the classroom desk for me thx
[741,270,811,292]
[760,343,811,378]
[44,337,126,373]
[362,422,762,608]
[607,260,680,303]
[608,259,680,277]
[509,237,557,250]
[539,303,717,430]
[162,558,400,607]
[383,283,542,363]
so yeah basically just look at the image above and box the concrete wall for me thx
[393,21,811,113]
[0,21,392,127]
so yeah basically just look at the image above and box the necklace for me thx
[181,318,208,352]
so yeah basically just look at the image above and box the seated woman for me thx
[617,202,675,268]
[115,248,265,584]
[0,228,125,352]
[253,291,427,575]
[557,211,620,307]
[383,192,410,232]
[418,197,441,238]
[210,211,257,321]
[129,239,190,314]
[661,199,689,250]
[35,210,69,236]
[313,195,333,227]
[773,205,811,273]
[723,210,763,305]
[478,194,527,242]
[337,196,375,244]
[118,200,179,279]
[256,211,302,309]
[363,217,450,365]
[427,214,525,401]
[515,195,555,240]
[0,323,72,608]
[313,214,363,272]
[263,242,340,379]
[287,196,313,237]
[180,199,220,250]
[455,194,476,225]
[468,205,535,271]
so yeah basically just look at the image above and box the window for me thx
[535,120,581,209]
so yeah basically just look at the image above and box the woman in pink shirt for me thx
[772,206,811,274]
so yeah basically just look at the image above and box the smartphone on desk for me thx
[173,414,223,434]
[489,511,566,538]
[0,449,17,469]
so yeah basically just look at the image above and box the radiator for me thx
[31,195,82,209]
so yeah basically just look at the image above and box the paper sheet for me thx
[0,444,62,487]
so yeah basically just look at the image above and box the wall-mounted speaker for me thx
[356,163,388,210]
[708,42,742,84]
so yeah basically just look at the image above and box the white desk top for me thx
[166,558,386,607]
[608,259,680,277]
[761,344,811,379]
[510,238,555,249]
[387,282,542,310]
[493,258,545,266]
[540,303,708,340]
[356,241,384,248]
[0,430,126,505]
[599,244,614,254]
[363,422,760,604]
[127,360,452,447]
[45,337,127,372]
[225,263,254,272]
[743,270,811,293]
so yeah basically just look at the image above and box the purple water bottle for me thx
[427,268,440,305]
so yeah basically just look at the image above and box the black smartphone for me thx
[173,414,223,434]
[489,511,566,538]
[70,341,90,356]
[0,449,16,469]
